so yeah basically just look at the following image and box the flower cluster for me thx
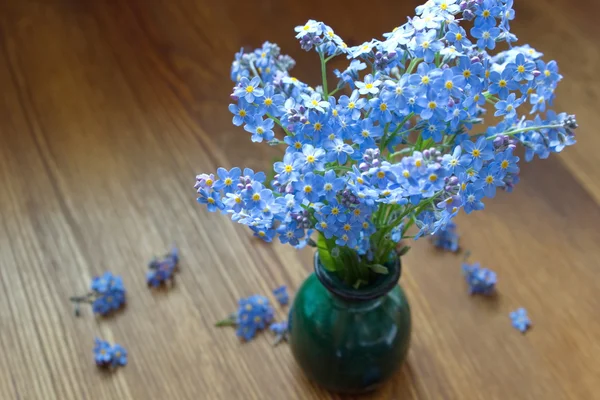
[462,262,497,295]
[510,307,531,333]
[93,338,128,368]
[273,285,289,305]
[71,272,126,316]
[195,0,577,286]
[147,247,180,287]
[430,221,459,252]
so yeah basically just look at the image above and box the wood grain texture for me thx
[0,1,598,399]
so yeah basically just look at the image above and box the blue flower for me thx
[93,338,113,367]
[352,119,383,147]
[320,199,347,224]
[272,285,289,306]
[433,68,466,99]
[460,137,494,170]
[471,23,501,50]
[250,226,277,242]
[321,170,345,201]
[508,53,535,82]
[453,57,483,87]
[461,184,485,214]
[234,76,264,103]
[273,152,301,183]
[417,94,446,121]
[294,172,324,203]
[86,272,126,316]
[462,262,496,295]
[338,90,367,120]
[441,145,464,175]
[489,69,519,100]
[478,165,505,198]
[408,63,441,94]
[413,29,443,63]
[197,189,224,213]
[369,97,394,123]
[445,23,471,52]
[111,344,128,367]
[494,93,522,121]
[244,116,275,143]
[257,85,285,115]
[510,308,532,333]
[228,99,254,126]
[474,0,502,26]
[492,148,520,175]
[269,320,288,336]
[236,294,274,341]
[355,74,382,95]
[214,167,241,194]
[299,144,326,172]
[91,271,115,293]
[324,138,354,164]
[147,247,180,287]
[277,221,305,246]
[430,221,459,252]
[302,92,329,113]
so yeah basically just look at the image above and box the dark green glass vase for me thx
[289,252,411,394]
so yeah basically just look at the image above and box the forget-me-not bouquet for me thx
[195,0,577,287]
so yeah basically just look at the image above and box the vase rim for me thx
[313,252,401,302]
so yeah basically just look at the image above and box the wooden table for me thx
[1,1,599,399]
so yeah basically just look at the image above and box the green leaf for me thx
[317,234,337,272]
[398,246,412,257]
[414,133,423,150]
[367,264,389,275]
[353,279,368,289]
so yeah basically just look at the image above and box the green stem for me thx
[320,52,329,100]
[486,124,564,141]
[328,87,342,97]
[405,58,423,75]
[266,113,292,136]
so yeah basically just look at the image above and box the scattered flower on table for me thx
[272,285,289,306]
[269,320,289,345]
[93,338,128,368]
[430,221,459,252]
[147,246,180,287]
[510,307,532,333]
[216,294,275,342]
[70,272,126,316]
[462,262,497,296]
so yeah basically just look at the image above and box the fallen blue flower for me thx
[93,338,128,368]
[269,320,289,346]
[147,247,180,287]
[510,307,532,333]
[71,272,126,316]
[462,262,497,295]
[430,221,459,252]
[216,294,275,342]
[272,285,289,306]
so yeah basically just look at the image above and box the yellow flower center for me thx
[429,174,438,182]
[501,160,509,169]
[472,149,481,158]
[428,101,437,109]
[245,304,253,311]
[348,102,355,109]
[224,178,232,185]
[422,41,430,49]
[304,185,312,193]
[402,170,410,178]
[499,80,507,88]
[234,196,242,203]
[256,127,264,135]
[377,171,385,178]
[324,183,333,191]
[463,70,471,78]
[421,76,430,85]
[361,130,370,137]
[312,99,319,106]
[365,83,374,89]
[314,122,322,131]
[353,209,361,216]
[264,98,273,106]
[379,103,387,111]
[485,70,491,79]
[445,81,454,90]
[415,159,422,167]
[239,109,247,117]
[306,155,315,163]
[544,70,551,77]
[205,178,213,186]
[328,133,335,140]
[455,33,463,40]
[357,177,364,184]
[343,224,351,231]
[485,176,494,184]
[517,65,525,73]
[258,231,266,237]
[246,86,254,93]
[294,142,302,149]
[483,10,491,17]
[320,221,328,229]
[252,193,261,201]
[331,207,339,215]
[284,165,293,173]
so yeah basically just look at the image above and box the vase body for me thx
[289,253,411,394]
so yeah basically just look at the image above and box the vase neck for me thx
[313,252,401,302]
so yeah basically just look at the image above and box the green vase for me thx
[289,252,411,394]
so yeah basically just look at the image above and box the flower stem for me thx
[486,124,563,141]
[266,113,292,136]
[320,51,329,100]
